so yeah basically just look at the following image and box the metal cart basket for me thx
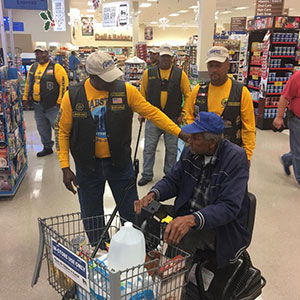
[32,212,190,300]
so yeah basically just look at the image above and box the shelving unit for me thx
[0,67,27,196]
[246,17,300,130]
[124,57,146,89]
[185,44,197,80]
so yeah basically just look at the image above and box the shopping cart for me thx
[31,212,190,300]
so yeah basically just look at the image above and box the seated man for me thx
[135,111,250,268]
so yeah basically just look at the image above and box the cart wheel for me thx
[62,285,76,300]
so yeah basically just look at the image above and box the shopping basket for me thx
[32,212,190,300]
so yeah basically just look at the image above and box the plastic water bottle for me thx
[108,222,145,272]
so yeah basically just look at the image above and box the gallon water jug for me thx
[108,222,146,271]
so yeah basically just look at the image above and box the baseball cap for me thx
[159,44,173,56]
[86,51,123,82]
[205,46,229,64]
[34,45,48,52]
[149,48,160,54]
[181,112,224,134]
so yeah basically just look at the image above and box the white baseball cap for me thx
[86,51,123,82]
[149,47,160,54]
[159,44,173,56]
[205,46,229,64]
[34,45,48,52]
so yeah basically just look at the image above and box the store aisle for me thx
[0,111,299,300]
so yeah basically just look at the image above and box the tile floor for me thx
[0,111,299,300]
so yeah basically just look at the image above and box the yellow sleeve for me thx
[240,86,256,160]
[126,83,181,136]
[55,90,73,168]
[23,64,33,101]
[180,71,191,116]
[183,84,198,124]
[54,64,69,104]
[140,69,148,99]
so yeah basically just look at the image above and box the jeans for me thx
[142,120,178,180]
[76,158,138,246]
[33,103,59,149]
[282,115,300,184]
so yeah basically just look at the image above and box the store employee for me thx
[23,45,69,157]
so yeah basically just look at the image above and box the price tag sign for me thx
[252,75,259,80]
[274,82,283,86]
[254,51,261,56]
[229,50,235,55]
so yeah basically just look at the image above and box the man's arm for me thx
[126,83,190,141]
[23,64,33,101]
[54,64,69,105]
[240,87,256,160]
[182,84,198,124]
[178,71,191,124]
[139,69,148,99]
[273,95,289,129]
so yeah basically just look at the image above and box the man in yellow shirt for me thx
[148,48,159,67]
[23,45,68,157]
[184,46,255,163]
[138,44,191,186]
[55,51,189,245]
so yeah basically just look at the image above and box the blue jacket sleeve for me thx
[194,150,249,231]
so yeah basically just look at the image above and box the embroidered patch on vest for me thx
[111,104,125,111]
[112,97,123,104]
[227,102,241,107]
[72,112,87,118]
[46,70,54,75]
[75,103,85,112]
[46,81,54,90]
[221,98,228,107]
[110,92,125,97]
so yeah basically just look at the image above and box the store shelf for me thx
[266,93,281,96]
[248,85,259,90]
[271,55,296,58]
[269,68,294,70]
[268,81,287,84]
[250,64,262,67]
[265,105,278,108]
[272,42,297,45]
[253,100,260,104]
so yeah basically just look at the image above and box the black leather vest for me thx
[195,79,243,146]
[147,66,183,120]
[69,80,133,173]
[29,61,60,110]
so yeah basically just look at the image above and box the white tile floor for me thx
[0,111,299,300]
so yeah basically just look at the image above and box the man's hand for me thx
[62,167,79,194]
[134,192,155,214]
[178,131,191,143]
[138,115,145,124]
[272,116,285,130]
[164,215,196,245]
[177,113,184,125]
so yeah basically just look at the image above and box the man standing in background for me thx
[184,46,255,165]
[69,51,80,82]
[148,48,160,67]
[273,71,300,188]
[138,44,191,186]
[23,45,69,157]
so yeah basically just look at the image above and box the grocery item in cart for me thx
[108,222,146,271]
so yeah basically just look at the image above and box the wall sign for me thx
[4,0,48,10]
[102,1,129,27]
[255,0,284,16]
[3,18,24,32]
[230,17,247,32]
[144,27,153,40]
[52,0,66,31]
[95,33,132,41]
[81,17,94,36]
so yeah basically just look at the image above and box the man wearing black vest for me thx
[138,44,191,186]
[148,48,159,67]
[185,46,255,164]
[55,51,190,246]
[23,45,68,157]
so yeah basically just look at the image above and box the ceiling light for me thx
[150,21,158,24]
[169,13,180,17]
[87,9,96,13]
[147,0,157,2]
[140,3,152,8]
[178,10,188,13]
[189,5,198,9]
[220,10,232,14]
[234,7,249,10]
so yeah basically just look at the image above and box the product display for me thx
[0,68,27,196]
[124,57,146,89]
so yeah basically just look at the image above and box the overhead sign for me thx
[230,17,247,32]
[4,0,48,10]
[255,0,284,16]
[102,1,130,28]
[3,18,24,32]
[52,0,66,31]
[51,239,89,291]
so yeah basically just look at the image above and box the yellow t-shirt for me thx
[23,62,69,104]
[185,78,256,160]
[140,67,191,110]
[56,79,181,169]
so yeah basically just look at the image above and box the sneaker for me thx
[280,156,291,176]
[138,178,152,186]
[37,148,53,157]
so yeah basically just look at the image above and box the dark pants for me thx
[76,158,138,246]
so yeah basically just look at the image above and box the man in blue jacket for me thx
[135,111,250,268]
